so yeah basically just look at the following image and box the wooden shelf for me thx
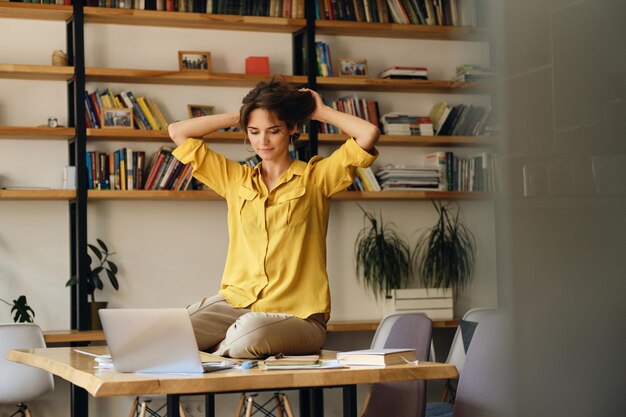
[85,67,307,87]
[319,133,495,147]
[42,319,460,343]
[87,129,251,143]
[83,6,306,32]
[332,191,491,200]
[88,190,222,200]
[86,190,489,201]
[316,19,488,41]
[316,76,491,93]
[0,189,75,200]
[0,126,75,140]
[0,64,74,81]
[0,3,72,21]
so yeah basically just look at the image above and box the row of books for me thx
[380,113,433,136]
[425,151,496,192]
[319,94,382,134]
[315,0,487,27]
[85,147,196,191]
[375,164,440,191]
[85,89,168,131]
[315,41,334,77]
[348,167,381,192]
[429,102,491,136]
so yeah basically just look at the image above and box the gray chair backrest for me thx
[446,308,499,374]
[0,323,55,404]
[453,313,511,417]
[361,313,432,417]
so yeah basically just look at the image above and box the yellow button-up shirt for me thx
[172,137,378,321]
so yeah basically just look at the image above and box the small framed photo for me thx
[338,58,369,77]
[101,108,133,129]
[187,104,216,119]
[178,51,212,72]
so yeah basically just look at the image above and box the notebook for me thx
[99,308,233,374]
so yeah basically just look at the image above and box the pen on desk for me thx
[241,360,258,369]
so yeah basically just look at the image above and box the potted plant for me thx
[354,206,411,300]
[412,200,476,298]
[65,238,120,329]
[1,295,35,323]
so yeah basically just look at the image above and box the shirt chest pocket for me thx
[273,187,309,228]
[238,186,261,230]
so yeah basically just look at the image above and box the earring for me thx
[243,136,255,153]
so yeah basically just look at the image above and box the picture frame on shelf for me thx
[187,104,216,119]
[338,58,368,77]
[178,51,212,72]
[101,108,133,129]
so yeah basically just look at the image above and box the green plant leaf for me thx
[106,269,119,291]
[88,244,103,261]
[66,275,78,287]
[97,238,109,253]
[107,260,118,274]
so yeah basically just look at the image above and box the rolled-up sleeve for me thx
[172,138,244,197]
[314,138,379,196]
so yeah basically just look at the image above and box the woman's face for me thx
[246,108,295,162]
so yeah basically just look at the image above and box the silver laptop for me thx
[99,308,232,374]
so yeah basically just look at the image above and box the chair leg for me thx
[179,400,188,417]
[128,398,139,417]
[235,394,246,417]
[244,395,255,417]
[439,384,449,402]
[281,394,295,417]
[273,394,284,417]
[138,401,147,417]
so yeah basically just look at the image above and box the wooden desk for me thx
[42,319,460,344]
[9,346,457,417]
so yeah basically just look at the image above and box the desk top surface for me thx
[8,346,458,398]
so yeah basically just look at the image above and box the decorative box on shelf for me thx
[385,288,454,320]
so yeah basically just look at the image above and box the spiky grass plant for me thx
[354,206,411,299]
[413,200,476,297]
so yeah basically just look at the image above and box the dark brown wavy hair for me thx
[239,75,316,135]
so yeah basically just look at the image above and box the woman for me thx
[168,76,379,358]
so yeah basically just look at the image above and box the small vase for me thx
[89,301,108,330]
[51,50,68,66]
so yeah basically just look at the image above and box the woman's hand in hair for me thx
[301,88,327,121]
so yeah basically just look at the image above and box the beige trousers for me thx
[187,294,327,359]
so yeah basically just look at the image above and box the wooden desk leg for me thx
[71,384,88,417]
[205,393,215,417]
[167,394,181,417]
[342,385,357,417]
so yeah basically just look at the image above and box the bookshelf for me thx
[1,4,496,416]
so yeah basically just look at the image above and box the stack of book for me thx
[380,113,434,136]
[315,41,333,77]
[336,348,417,366]
[454,64,497,82]
[85,88,168,131]
[429,102,491,136]
[320,95,381,134]
[379,66,428,80]
[375,164,441,191]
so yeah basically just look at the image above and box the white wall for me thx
[0,14,496,417]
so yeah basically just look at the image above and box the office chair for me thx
[360,312,432,417]
[0,323,55,417]
[427,313,510,417]
[426,308,499,417]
